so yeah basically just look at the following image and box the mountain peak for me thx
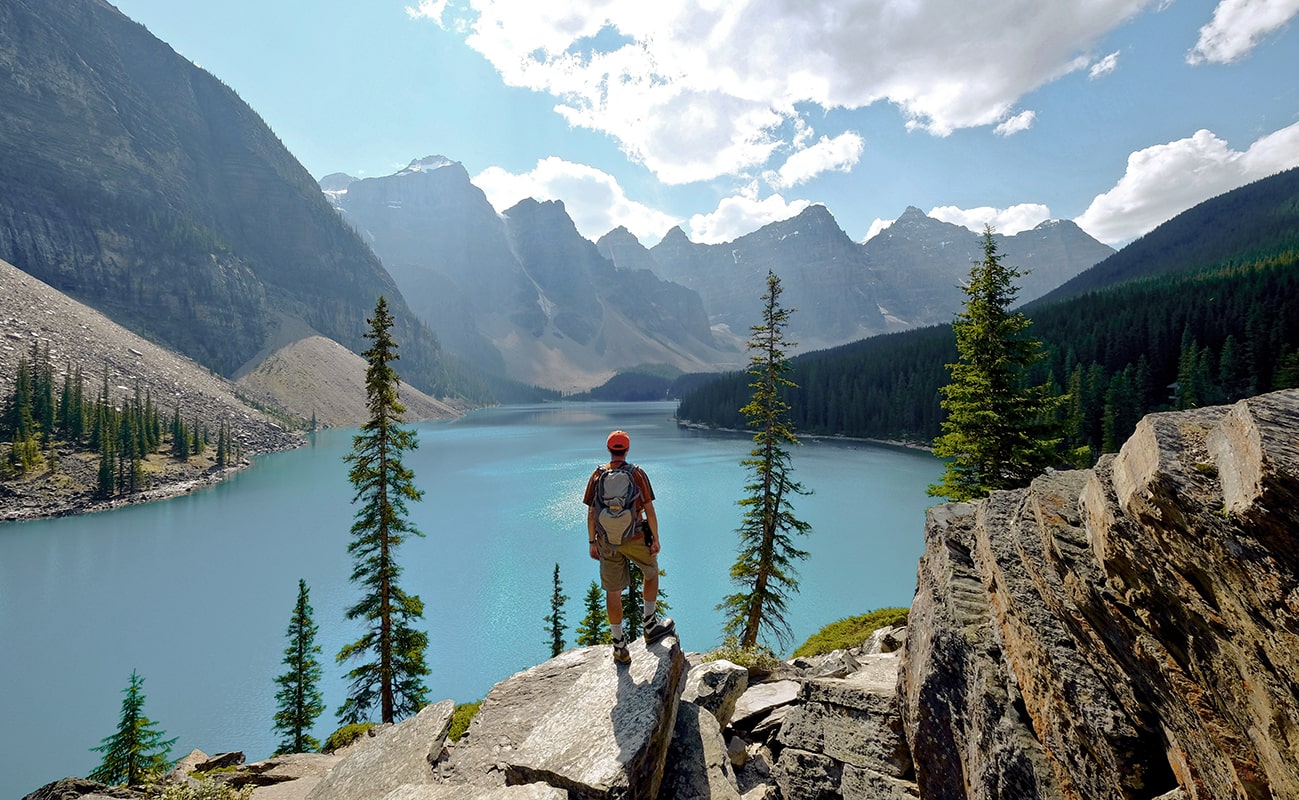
[402,155,459,173]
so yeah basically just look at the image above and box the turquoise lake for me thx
[0,401,941,796]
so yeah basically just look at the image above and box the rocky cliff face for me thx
[32,391,1298,799]
[0,0,447,394]
[905,388,1299,800]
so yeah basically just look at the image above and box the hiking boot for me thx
[643,616,675,644]
[611,635,631,664]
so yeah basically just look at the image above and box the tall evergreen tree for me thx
[273,579,325,755]
[88,671,176,786]
[337,296,430,725]
[543,563,568,658]
[720,270,812,651]
[575,581,610,646]
[928,227,1061,501]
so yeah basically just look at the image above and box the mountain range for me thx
[1,0,1114,402]
[326,159,1114,390]
[0,0,457,398]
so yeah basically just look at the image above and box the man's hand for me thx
[648,534,661,555]
[589,540,601,560]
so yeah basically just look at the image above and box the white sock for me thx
[643,600,657,621]
[611,622,624,641]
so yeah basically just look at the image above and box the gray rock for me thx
[249,753,343,800]
[777,654,911,779]
[21,778,143,800]
[862,625,905,655]
[681,660,749,727]
[437,637,685,800]
[658,701,741,800]
[306,699,455,800]
[730,680,800,729]
[165,749,210,783]
[774,747,841,800]
[382,783,567,799]
[197,752,246,772]
[726,737,748,769]
[746,705,792,741]
[840,764,919,800]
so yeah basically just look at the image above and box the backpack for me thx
[594,462,641,545]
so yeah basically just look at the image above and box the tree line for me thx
[1,346,240,496]
[677,249,1299,461]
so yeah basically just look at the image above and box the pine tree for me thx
[273,579,325,755]
[172,406,190,461]
[623,562,644,640]
[543,563,568,658]
[337,296,430,725]
[929,227,1061,501]
[720,270,812,651]
[575,581,610,646]
[88,671,176,786]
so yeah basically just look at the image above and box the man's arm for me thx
[642,497,660,554]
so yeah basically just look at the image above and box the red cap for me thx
[606,430,630,452]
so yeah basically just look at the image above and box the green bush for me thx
[704,636,783,677]
[791,608,909,659]
[448,701,481,742]
[321,722,376,754]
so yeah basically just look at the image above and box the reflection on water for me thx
[0,401,939,797]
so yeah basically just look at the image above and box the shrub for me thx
[704,636,783,677]
[791,607,909,659]
[321,722,376,754]
[448,701,481,742]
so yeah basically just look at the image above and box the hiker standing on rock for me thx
[584,429,675,663]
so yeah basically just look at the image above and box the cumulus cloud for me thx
[863,217,895,243]
[1188,0,1299,63]
[928,204,1054,235]
[418,0,1158,183]
[994,110,1037,137]
[473,157,679,244]
[1089,50,1121,78]
[769,132,865,189]
[687,186,810,244]
[1076,122,1299,244]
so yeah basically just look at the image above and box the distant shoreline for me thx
[671,417,933,453]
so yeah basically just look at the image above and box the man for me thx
[584,429,675,664]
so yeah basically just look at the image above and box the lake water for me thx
[0,401,940,796]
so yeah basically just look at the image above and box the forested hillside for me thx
[677,182,1299,461]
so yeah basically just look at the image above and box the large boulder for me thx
[306,700,455,800]
[658,701,741,800]
[899,389,1299,799]
[680,660,749,728]
[436,636,685,800]
[776,653,915,799]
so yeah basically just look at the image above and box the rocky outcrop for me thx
[903,388,1299,799]
[437,636,685,799]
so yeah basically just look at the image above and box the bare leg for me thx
[642,569,659,608]
[606,590,623,626]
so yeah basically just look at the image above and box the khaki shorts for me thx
[597,534,658,592]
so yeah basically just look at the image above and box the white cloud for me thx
[424,0,1159,183]
[769,132,865,189]
[863,217,894,243]
[1089,50,1121,78]
[1188,0,1299,63]
[473,157,679,244]
[994,110,1037,137]
[928,204,1054,235]
[687,187,810,244]
[405,0,449,23]
[1076,122,1299,244]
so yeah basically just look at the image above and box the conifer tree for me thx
[720,270,811,651]
[543,563,568,657]
[172,407,190,461]
[273,579,325,755]
[88,670,176,786]
[623,562,644,640]
[337,296,430,725]
[928,227,1061,501]
[575,581,610,646]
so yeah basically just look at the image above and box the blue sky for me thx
[110,0,1299,247]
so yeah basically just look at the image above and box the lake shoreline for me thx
[672,417,934,453]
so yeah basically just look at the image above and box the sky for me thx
[107,0,1299,248]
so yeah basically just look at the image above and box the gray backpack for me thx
[594,463,640,545]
